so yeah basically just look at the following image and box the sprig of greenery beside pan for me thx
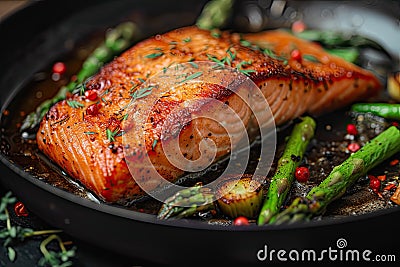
[0,192,76,266]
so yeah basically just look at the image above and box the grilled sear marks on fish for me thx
[37,26,381,203]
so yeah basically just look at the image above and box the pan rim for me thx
[2,151,400,232]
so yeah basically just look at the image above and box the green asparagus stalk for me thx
[273,126,400,224]
[20,22,139,132]
[351,103,400,120]
[257,116,316,225]
[157,183,215,219]
[294,30,385,50]
[196,0,234,30]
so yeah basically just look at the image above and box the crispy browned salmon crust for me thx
[37,26,381,203]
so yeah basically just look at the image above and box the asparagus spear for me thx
[20,22,139,132]
[157,183,215,219]
[351,103,400,120]
[273,126,400,224]
[294,30,386,51]
[196,0,234,30]
[257,116,316,225]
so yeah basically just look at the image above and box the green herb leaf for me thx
[66,100,84,109]
[263,48,287,62]
[183,37,191,43]
[207,54,225,67]
[8,246,16,262]
[240,40,252,47]
[152,139,158,150]
[129,82,138,92]
[145,52,164,59]
[178,71,203,84]
[122,113,129,121]
[303,54,320,63]
[238,69,256,76]
[9,226,17,238]
[99,89,109,97]
[84,132,97,135]
[106,128,120,142]
[131,86,154,100]
[188,62,199,69]
[211,31,221,38]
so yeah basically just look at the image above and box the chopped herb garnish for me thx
[236,60,255,76]
[240,40,252,47]
[303,54,320,63]
[84,131,97,135]
[183,37,191,43]
[169,41,178,45]
[188,61,199,69]
[66,100,84,109]
[178,71,203,84]
[145,52,164,59]
[207,54,226,69]
[227,49,236,65]
[106,128,120,142]
[211,31,221,38]
[129,82,138,92]
[152,139,158,150]
[121,113,129,121]
[99,89,109,96]
[263,48,287,62]
[74,83,85,96]
[207,46,237,69]
[238,69,256,76]
[138,78,146,83]
[131,86,154,100]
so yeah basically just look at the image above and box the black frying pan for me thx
[1,0,400,264]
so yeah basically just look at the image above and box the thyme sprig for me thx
[236,60,256,76]
[303,54,320,63]
[207,47,256,76]
[38,234,76,267]
[144,52,164,59]
[66,100,84,109]
[178,71,203,84]
[106,127,120,142]
[263,48,288,63]
[131,86,154,100]
[0,192,75,266]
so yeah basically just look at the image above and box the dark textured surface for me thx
[0,185,151,267]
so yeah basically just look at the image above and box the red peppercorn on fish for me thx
[37,26,381,203]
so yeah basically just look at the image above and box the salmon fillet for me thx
[37,26,381,203]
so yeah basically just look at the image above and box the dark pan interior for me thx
[1,0,400,264]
